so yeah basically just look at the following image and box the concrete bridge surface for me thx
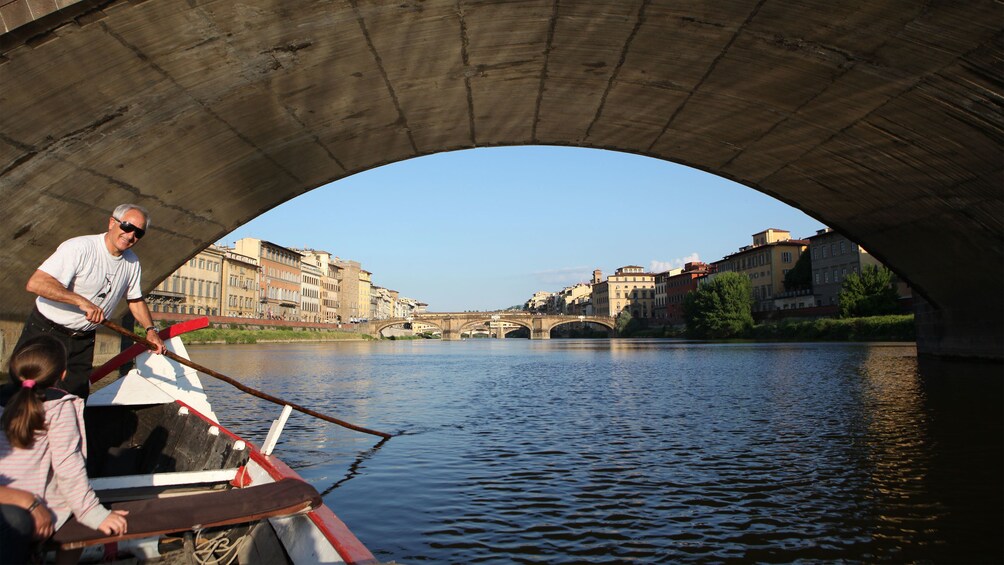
[0,1,1001,360]
[371,313,616,340]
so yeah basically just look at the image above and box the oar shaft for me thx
[101,320,392,439]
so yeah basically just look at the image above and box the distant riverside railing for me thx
[150,312,367,333]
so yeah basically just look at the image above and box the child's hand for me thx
[97,509,129,535]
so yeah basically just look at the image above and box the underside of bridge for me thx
[1,1,1001,359]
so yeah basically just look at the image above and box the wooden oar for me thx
[100,319,393,440]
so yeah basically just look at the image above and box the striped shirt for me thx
[0,394,110,530]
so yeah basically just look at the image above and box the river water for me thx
[190,339,1002,564]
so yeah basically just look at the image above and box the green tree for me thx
[783,249,812,292]
[683,272,754,338]
[616,309,634,335]
[838,265,899,318]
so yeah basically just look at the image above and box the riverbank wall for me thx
[150,312,370,333]
[0,313,374,368]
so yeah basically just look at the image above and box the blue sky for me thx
[221,146,824,311]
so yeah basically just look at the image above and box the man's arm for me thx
[127,298,166,354]
[25,270,105,323]
[0,485,54,540]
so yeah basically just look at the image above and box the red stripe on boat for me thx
[89,317,210,383]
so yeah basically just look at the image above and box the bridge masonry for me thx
[0,1,1000,360]
[371,313,617,341]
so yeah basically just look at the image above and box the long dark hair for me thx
[2,335,67,449]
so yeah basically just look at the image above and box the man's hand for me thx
[26,270,103,323]
[79,299,106,324]
[30,498,54,540]
[145,329,167,355]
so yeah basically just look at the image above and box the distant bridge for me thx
[370,313,616,341]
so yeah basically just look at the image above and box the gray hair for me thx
[112,203,151,229]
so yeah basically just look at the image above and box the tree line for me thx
[680,265,901,339]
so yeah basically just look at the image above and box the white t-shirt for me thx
[35,234,144,331]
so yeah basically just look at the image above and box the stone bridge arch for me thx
[372,318,443,337]
[546,317,616,336]
[0,1,1000,358]
[458,317,532,337]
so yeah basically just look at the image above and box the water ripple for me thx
[193,340,1002,564]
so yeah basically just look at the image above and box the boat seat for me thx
[51,478,321,550]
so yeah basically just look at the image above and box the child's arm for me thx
[47,400,112,530]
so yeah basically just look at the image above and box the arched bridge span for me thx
[0,2,1000,358]
[372,313,616,340]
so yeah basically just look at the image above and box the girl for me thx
[0,335,127,543]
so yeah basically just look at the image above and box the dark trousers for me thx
[0,503,33,565]
[12,308,95,399]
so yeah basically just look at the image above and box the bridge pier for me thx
[530,318,550,340]
[915,297,1003,361]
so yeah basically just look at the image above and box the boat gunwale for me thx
[174,399,378,565]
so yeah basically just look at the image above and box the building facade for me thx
[370,286,396,320]
[714,229,808,313]
[300,260,323,323]
[524,291,554,313]
[149,245,224,315]
[591,266,656,318]
[806,228,907,307]
[236,238,301,320]
[300,249,340,324]
[653,268,683,320]
[660,262,712,325]
[358,269,372,322]
[221,248,260,318]
[555,283,592,315]
[334,259,363,322]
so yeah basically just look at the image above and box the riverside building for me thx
[591,266,656,319]
[658,262,712,325]
[236,238,302,320]
[222,248,260,318]
[149,245,224,315]
[807,228,911,308]
[713,229,808,313]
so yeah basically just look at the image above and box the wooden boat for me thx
[53,318,378,564]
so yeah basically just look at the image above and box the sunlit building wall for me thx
[150,245,224,316]
[714,229,807,313]
[236,238,301,320]
[592,266,656,318]
[300,260,323,323]
[221,248,260,318]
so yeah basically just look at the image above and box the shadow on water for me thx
[913,356,1003,563]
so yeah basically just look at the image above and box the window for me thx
[839,241,846,254]
[782,251,792,263]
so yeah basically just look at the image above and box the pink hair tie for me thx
[22,380,36,389]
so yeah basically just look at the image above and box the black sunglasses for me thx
[113,217,146,239]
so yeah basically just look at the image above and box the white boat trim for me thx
[90,468,240,491]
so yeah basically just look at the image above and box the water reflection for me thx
[190,340,1002,563]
